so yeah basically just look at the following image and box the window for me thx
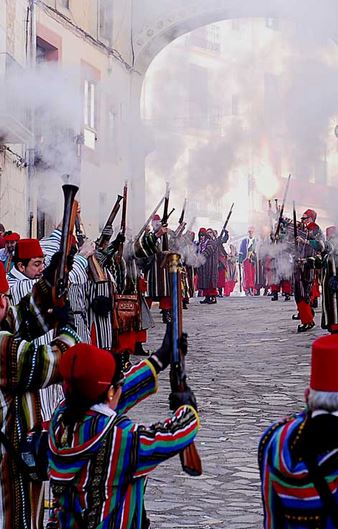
[206,25,220,52]
[84,79,96,130]
[36,36,59,63]
[99,0,113,43]
[81,61,100,150]
[265,17,279,30]
[189,64,208,127]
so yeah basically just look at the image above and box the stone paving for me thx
[128,295,326,529]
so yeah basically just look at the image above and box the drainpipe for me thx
[26,0,36,237]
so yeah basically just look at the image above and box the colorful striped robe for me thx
[0,278,80,529]
[49,359,200,529]
[258,410,338,529]
[7,233,89,421]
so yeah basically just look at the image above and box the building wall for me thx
[0,0,30,236]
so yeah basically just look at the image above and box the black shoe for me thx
[200,297,210,304]
[297,321,315,333]
[161,309,171,323]
[271,293,278,301]
[134,342,150,356]
[284,294,291,301]
[207,296,217,304]
[311,299,318,309]
[292,313,301,320]
[183,301,189,309]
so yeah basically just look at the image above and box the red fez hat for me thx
[152,214,161,221]
[302,209,317,221]
[15,239,44,260]
[0,262,9,294]
[326,226,337,239]
[59,343,116,403]
[310,334,338,392]
[4,232,20,242]
[199,227,207,234]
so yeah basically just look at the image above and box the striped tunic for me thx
[49,360,200,529]
[0,278,80,529]
[7,234,89,421]
[258,410,338,529]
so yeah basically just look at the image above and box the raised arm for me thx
[134,405,199,477]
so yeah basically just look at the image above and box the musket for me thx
[219,202,234,240]
[96,195,123,250]
[134,195,166,242]
[53,183,79,306]
[161,183,170,251]
[168,252,202,476]
[274,174,291,241]
[293,201,298,255]
[174,198,187,237]
[75,208,107,282]
[178,198,187,226]
[116,182,128,262]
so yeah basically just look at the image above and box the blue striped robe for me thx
[49,360,200,529]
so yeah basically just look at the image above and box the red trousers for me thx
[271,280,292,295]
[297,300,314,325]
[203,288,218,297]
[223,280,236,296]
[243,259,255,291]
[146,296,171,310]
[310,277,320,304]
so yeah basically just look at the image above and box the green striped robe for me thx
[0,278,80,529]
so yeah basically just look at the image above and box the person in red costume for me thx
[293,209,324,332]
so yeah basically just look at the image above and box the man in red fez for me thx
[293,209,324,332]
[0,231,20,273]
[6,238,45,306]
[13,238,45,279]
[0,256,79,529]
[259,334,338,528]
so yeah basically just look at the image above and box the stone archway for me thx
[128,0,287,228]
[132,0,283,75]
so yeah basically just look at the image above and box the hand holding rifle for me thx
[274,174,291,241]
[219,203,234,243]
[167,252,202,476]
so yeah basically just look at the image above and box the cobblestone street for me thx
[129,295,325,529]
